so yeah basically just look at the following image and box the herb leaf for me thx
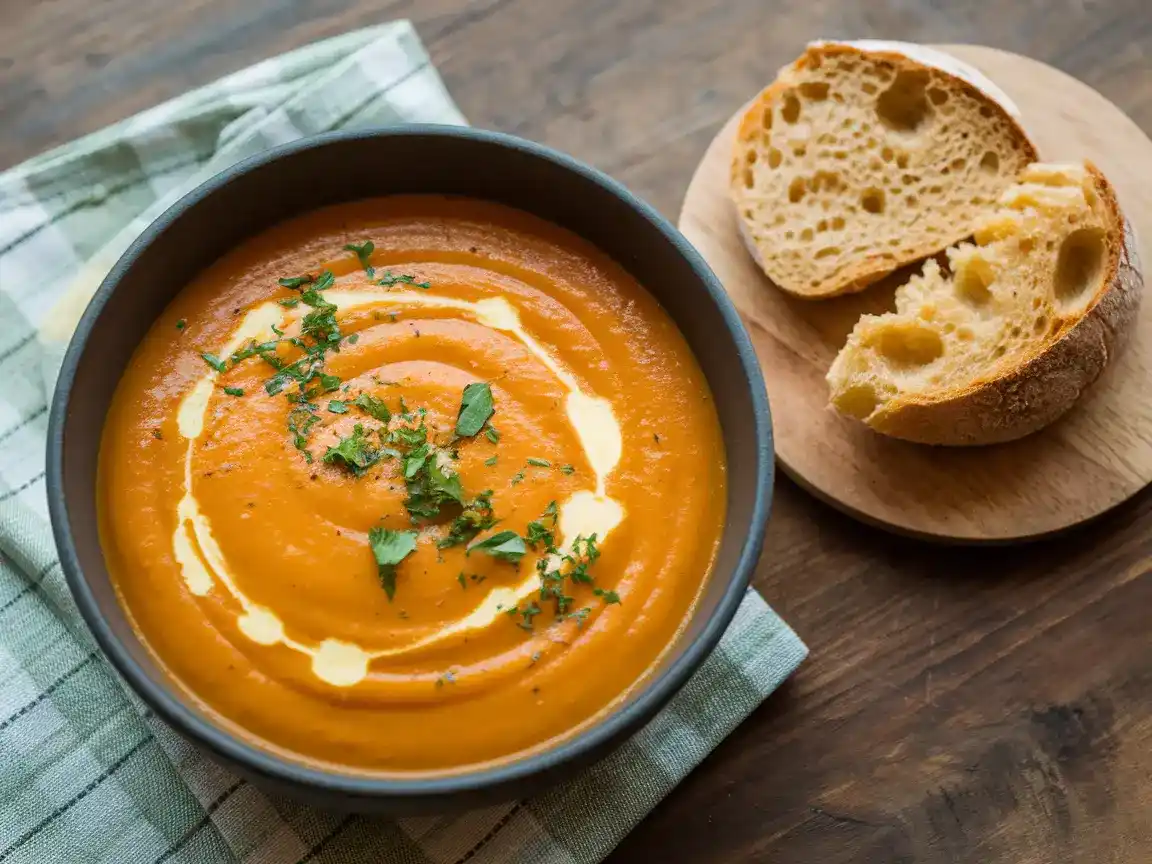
[368,527,417,601]
[287,405,320,457]
[455,383,494,437]
[468,530,527,563]
[526,520,554,550]
[223,386,244,397]
[201,353,227,373]
[344,240,375,278]
[328,399,349,414]
[527,457,551,468]
[278,274,314,290]
[376,271,430,289]
[485,426,500,444]
[323,424,380,476]
[353,393,391,423]
[176,319,187,331]
[594,588,621,604]
[437,490,496,549]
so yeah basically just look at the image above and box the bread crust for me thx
[866,163,1143,445]
[732,41,1039,299]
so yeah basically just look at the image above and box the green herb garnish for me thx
[368,527,417,601]
[484,455,498,467]
[353,393,391,423]
[287,405,320,460]
[510,470,525,486]
[457,573,467,589]
[468,530,527,563]
[376,271,430,289]
[526,519,554,550]
[559,464,575,475]
[278,274,314,290]
[223,386,244,397]
[594,588,621,604]
[323,423,380,476]
[344,240,375,278]
[568,607,592,628]
[175,319,186,331]
[201,353,227,373]
[485,426,500,444]
[526,457,551,468]
[328,399,349,414]
[455,383,494,437]
[437,490,496,549]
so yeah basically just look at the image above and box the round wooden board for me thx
[679,44,1152,543]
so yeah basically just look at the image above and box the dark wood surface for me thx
[5,1,1152,860]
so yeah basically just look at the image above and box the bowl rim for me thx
[47,124,774,799]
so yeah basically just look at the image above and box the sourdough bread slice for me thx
[826,161,1143,445]
[731,41,1038,298]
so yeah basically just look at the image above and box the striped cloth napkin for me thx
[0,21,807,864]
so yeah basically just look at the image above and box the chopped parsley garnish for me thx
[484,455,498,467]
[526,457,551,468]
[468,530,527,563]
[510,471,525,486]
[567,607,592,628]
[526,519,555,550]
[278,274,314,290]
[455,383,494,437]
[559,464,575,475]
[323,423,381,476]
[175,319,186,331]
[223,386,244,397]
[327,399,349,414]
[403,443,430,479]
[353,393,391,423]
[287,405,320,461]
[594,588,622,604]
[484,426,500,444]
[437,490,496,549]
[376,271,430,289]
[513,602,542,631]
[278,297,300,308]
[368,527,417,601]
[231,339,279,364]
[344,240,375,278]
[201,352,227,373]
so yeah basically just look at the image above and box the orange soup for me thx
[99,197,727,773]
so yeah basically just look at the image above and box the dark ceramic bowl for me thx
[47,125,773,813]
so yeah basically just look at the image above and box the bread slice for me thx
[731,40,1038,298]
[826,161,1143,445]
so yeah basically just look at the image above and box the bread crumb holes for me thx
[861,188,886,214]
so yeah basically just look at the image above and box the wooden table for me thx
[5,1,1152,860]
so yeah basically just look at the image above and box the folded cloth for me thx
[0,20,807,864]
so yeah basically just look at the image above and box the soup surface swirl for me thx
[100,197,727,772]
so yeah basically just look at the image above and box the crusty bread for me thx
[731,41,1038,298]
[826,161,1143,445]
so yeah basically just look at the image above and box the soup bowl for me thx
[46,126,773,813]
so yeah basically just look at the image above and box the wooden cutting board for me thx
[679,44,1152,542]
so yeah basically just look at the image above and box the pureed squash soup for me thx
[99,197,727,773]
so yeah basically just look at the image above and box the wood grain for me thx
[5,1,1152,861]
[679,45,1152,542]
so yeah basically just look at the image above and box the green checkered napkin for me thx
[0,21,806,863]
